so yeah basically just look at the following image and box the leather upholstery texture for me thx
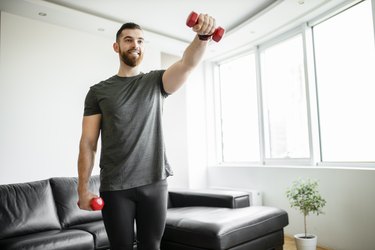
[168,189,250,208]
[161,230,284,250]
[71,221,109,249]
[0,179,61,239]
[0,229,94,250]
[164,206,288,249]
[50,176,102,227]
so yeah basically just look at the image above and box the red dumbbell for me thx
[77,197,104,211]
[186,11,225,42]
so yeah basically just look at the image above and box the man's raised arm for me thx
[162,13,217,94]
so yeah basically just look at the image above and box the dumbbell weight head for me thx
[90,197,104,210]
[77,197,104,211]
[212,27,225,42]
[186,11,199,27]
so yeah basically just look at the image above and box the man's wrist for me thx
[198,34,211,41]
[78,183,89,194]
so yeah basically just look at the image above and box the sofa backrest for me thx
[50,176,102,228]
[0,179,61,240]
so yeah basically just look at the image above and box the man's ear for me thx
[113,42,119,53]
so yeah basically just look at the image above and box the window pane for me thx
[261,34,310,159]
[314,0,375,162]
[219,54,260,162]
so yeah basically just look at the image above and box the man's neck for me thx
[117,64,140,77]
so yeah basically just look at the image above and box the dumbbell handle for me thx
[186,11,225,42]
[77,197,104,211]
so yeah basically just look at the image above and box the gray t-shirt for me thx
[84,70,173,191]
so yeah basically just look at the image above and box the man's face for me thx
[116,29,144,67]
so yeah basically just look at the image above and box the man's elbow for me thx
[79,137,98,153]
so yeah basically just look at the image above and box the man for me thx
[77,13,216,250]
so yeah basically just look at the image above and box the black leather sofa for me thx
[0,176,288,250]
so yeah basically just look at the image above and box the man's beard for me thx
[119,48,143,67]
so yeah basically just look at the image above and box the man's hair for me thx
[116,23,142,41]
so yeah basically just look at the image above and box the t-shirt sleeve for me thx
[83,87,101,116]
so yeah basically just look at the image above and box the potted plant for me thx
[286,179,327,250]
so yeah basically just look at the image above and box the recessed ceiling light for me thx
[298,0,305,5]
[97,28,105,32]
[38,12,47,17]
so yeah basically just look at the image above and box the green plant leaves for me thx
[286,179,326,216]
[286,178,327,236]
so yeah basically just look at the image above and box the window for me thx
[212,0,375,166]
[313,0,375,162]
[260,34,310,159]
[218,53,260,162]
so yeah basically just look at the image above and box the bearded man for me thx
[77,14,216,250]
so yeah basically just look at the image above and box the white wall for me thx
[0,11,161,184]
[161,53,189,188]
[161,52,208,189]
[185,63,208,189]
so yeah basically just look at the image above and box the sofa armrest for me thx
[168,189,250,208]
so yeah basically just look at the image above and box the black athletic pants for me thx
[100,179,168,250]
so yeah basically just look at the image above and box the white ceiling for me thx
[45,0,277,43]
[0,0,352,59]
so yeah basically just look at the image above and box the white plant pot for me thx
[294,233,318,250]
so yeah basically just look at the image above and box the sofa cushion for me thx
[164,206,288,249]
[50,176,102,227]
[71,220,109,250]
[0,229,94,250]
[0,179,61,239]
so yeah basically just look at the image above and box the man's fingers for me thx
[193,14,216,35]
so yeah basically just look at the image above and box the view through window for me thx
[260,34,310,159]
[314,0,375,162]
[218,54,260,162]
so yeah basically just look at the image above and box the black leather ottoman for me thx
[162,206,288,250]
